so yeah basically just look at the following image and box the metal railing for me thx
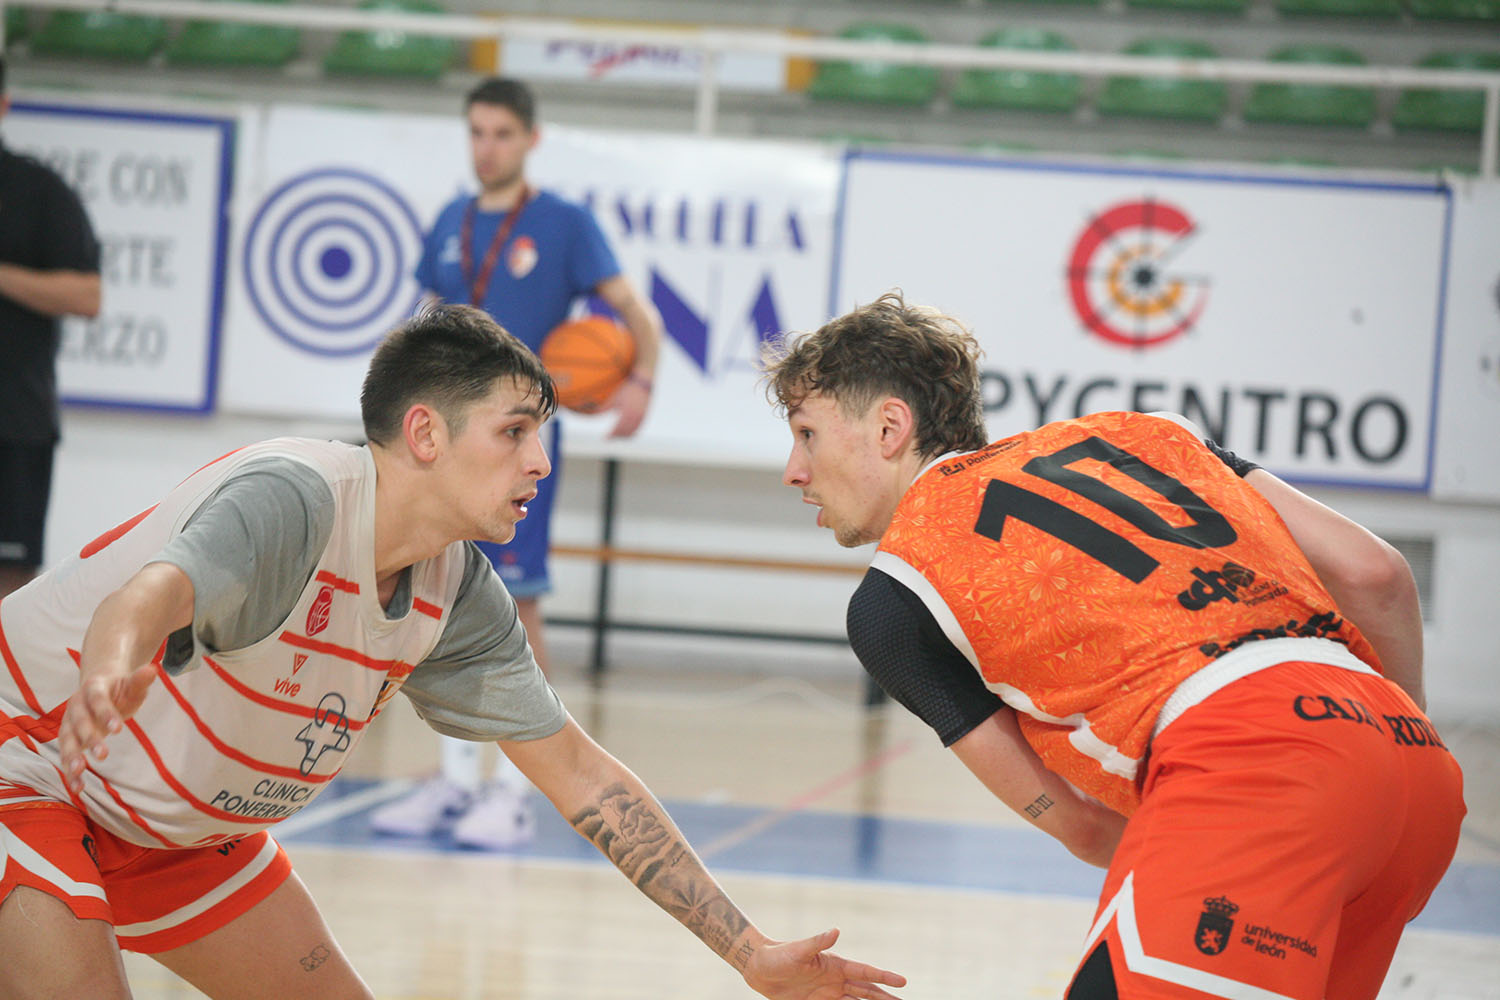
[6,0,1499,176]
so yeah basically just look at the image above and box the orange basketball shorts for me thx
[0,798,291,953]
[1068,660,1465,1000]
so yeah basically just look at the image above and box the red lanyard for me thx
[459,185,531,307]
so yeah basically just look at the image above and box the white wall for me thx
[46,407,1500,720]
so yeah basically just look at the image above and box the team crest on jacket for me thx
[306,585,333,636]
[508,235,538,278]
[1195,896,1240,956]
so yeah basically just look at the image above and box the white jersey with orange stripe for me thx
[0,438,467,848]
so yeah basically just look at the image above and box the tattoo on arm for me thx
[572,783,751,965]
[1024,793,1054,819]
[299,944,331,972]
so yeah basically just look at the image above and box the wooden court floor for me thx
[119,632,1500,999]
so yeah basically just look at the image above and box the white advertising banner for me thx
[7,102,234,413]
[220,104,838,464]
[499,29,791,92]
[219,104,454,417]
[532,127,838,464]
[832,151,1452,491]
[1429,179,1500,502]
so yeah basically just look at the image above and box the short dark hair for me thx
[360,303,555,446]
[464,76,536,129]
[764,291,990,461]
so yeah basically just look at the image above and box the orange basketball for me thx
[539,315,637,412]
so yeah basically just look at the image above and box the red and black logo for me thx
[1066,198,1210,350]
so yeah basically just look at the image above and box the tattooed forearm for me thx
[572,783,673,882]
[1024,793,1054,819]
[572,782,750,961]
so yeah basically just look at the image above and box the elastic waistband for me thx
[1153,636,1378,740]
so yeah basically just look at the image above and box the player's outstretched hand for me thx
[742,928,906,1000]
[57,662,158,794]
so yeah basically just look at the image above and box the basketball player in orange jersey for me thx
[0,304,905,1000]
[764,292,1464,1000]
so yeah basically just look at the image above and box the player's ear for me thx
[403,403,444,463]
[876,396,916,460]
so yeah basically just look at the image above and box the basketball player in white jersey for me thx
[0,304,905,1000]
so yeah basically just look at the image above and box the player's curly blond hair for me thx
[763,291,989,461]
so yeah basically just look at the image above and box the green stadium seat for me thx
[821,132,893,148]
[807,23,940,105]
[323,0,456,79]
[952,28,1081,113]
[166,0,301,67]
[1112,147,1190,161]
[1262,156,1341,169]
[1243,45,1376,128]
[1394,51,1500,132]
[1272,0,1400,15]
[30,10,167,60]
[1409,0,1500,18]
[1097,39,1228,121]
[1419,161,1480,175]
[1126,0,1249,12]
[4,6,27,45]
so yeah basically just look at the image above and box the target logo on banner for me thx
[1066,198,1210,350]
[243,167,425,356]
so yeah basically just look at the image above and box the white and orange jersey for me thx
[0,439,465,848]
[875,412,1382,815]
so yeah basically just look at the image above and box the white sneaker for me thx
[451,783,536,850]
[369,777,473,837]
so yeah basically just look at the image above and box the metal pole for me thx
[13,1,1500,98]
[694,45,720,137]
[1481,82,1499,181]
[588,458,620,681]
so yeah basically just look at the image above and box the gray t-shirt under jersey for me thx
[152,456,566,743]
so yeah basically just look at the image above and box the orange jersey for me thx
[874,412,1381,814]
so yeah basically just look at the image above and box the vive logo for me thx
[1195,895,1240,956]
[1177,561,1256,611]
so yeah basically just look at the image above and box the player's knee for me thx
[1065,942,1119,999]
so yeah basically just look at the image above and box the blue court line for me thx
[283,778,1499,938]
